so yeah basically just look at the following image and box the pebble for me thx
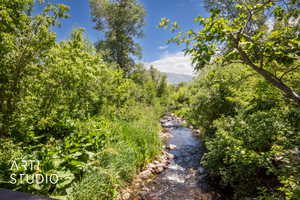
[154,166,164,174]
[148,163,155,169]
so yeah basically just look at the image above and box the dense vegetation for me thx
[167,0,300,199]
[0,0,169,199]
[172,64,300,199]
[1,0,299,200]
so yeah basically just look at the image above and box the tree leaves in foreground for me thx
[173,64,300,200]
[160,0,300,105]
[165,1,300,199]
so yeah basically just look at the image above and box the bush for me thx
[66,107,162,200]
[202,108,299,199]
[0,103,163,199]
[176,63,300,199]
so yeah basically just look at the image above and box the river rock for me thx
[199,173,208,180]
[165,152,175,159]
[198,166,205,174]
[140,170,152,179]
[122,192,131,200]
[153,166,164,174]
[124,114,223,200]
[148,163,155,169]
[167,144,176,150]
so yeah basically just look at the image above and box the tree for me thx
[160,0,300,105]
[157,74,168,98]
[204,0,238,18]
[0,0,69,136]
[203,0,268,29]
[89,0,146,74]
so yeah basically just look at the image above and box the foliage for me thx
[163,2,300,197]
[69,169,119,200]
[160,0,300,104]
[128,65,170,105]
[89,0,146,73]
[0,107,162,199]
[173,63,300,199]
[0,0,69,136]
[203,109,299,199]
[0,1,169,199]
[10,29,134,141]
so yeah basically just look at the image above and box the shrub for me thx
[176,63,300,199]
[202,108,299,199]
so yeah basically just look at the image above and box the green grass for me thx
[0,104,163,200]
[67,105,162,200]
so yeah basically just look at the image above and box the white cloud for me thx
[145,52,194,75]
[158,45,168,50]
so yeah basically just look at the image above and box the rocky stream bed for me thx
[119,114,224,200]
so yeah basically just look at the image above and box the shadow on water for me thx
[140,115,225,200]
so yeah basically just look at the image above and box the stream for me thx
[139,114,223,200]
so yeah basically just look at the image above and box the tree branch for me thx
[230,33,300,105]
[279,65,300,80]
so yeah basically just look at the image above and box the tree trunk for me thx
[235,44,300,105]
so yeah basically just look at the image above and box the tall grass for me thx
[0,104,163,200]
[68,105,162,200]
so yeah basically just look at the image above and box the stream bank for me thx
[120,114,223,200]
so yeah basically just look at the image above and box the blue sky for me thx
[37,0,209,75]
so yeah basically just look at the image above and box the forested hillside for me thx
[0,0,299,200]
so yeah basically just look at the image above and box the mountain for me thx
[162,72,193,84]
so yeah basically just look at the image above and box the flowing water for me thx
[140,115,223,200]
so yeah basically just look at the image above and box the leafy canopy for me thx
[160,0,300,104]
[89,0,146,74]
